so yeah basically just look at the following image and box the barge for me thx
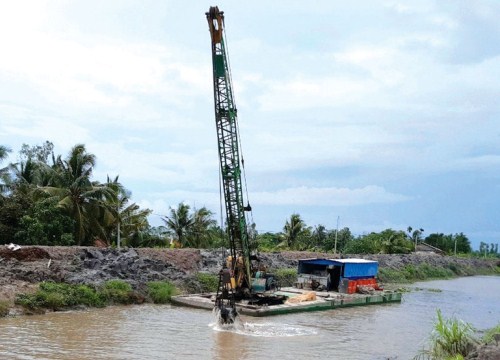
[172,258,402,317]
[171,287,402,317]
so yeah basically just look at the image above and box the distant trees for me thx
[0,142,151,247]
[424,233,472,254]
[342,229,413,254]
[478,242,499,257]
[162,203,219,248]
[0,142,485,254]
[0,145,11,194]
[281,213,309,249]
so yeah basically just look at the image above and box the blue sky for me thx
[0,1,499,249]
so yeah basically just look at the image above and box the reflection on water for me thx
[0,276,499,360]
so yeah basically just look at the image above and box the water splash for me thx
[209,308,316,337]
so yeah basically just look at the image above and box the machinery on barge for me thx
[206,6,284,323]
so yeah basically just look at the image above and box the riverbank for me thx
[0,246,498,315]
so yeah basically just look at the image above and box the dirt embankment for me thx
[0,246,498,303]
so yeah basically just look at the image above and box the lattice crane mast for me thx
[206,6,252,322]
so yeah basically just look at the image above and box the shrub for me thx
[196,273,219,293]
[273,268,297,287]
[41,292,66,310]
[15,282,105,310]
[147,281,177,304]
[101,280,134,304]
[378,268,410,283]
[415,309,477,359]
[74,285,105,307]
[0,300,10,317]
[15,293,42,310]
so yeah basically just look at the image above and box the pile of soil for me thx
[0,247,50,261]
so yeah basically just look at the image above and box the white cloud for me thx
[252,185,410,206]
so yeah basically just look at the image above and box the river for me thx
[0,276,498,359]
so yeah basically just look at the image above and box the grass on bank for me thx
[14,280,178,313]
[196,273,219,293]
[0,300,10,317]
[147,281,178,304]
[415,309,478,360]
[273,268,297,287]
[378,263,480,283]
[482,323,500,344]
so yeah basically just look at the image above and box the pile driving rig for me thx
[206,6,284,323]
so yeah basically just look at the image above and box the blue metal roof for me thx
[298,258,379,278]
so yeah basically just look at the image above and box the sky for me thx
[0,1,499,249]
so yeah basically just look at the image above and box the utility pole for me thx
[334,216,339,255]
[117,222,121,249]
[454,236,457,256]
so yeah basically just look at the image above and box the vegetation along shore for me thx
[0,246,498,317]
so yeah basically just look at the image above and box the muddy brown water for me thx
[0,276,499,360]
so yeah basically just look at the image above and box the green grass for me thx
[15,282,106,311]
[415,310,477,360]
[147,281,177,304]
[14,280,144,312]
[273,268,297,287]
[379,264,457,283]
[196,273,219,293]
[0,300,10,317]
[482,323,500,344]
[100,280,134,304]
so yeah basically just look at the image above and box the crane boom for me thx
[206,6,252,320]
[206,6,283,324]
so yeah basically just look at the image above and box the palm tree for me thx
[189,206,217,248]
[163,203,194,247]
[407,226,425,252]
[40,144,117,245]
[281,213,305,249]
[0,145,11,194]
[312,224,327,249]
[105,177,152,247]
[378,229,411,254]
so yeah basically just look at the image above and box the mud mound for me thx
[0,247,50,261]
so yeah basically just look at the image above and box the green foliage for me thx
[378,264,455,283]
[343,233,380,254]
[425,233,472,254]
[15,282,106,310]
[196,273,219,293]
[74,285,106,307]
[482,323,500,344]
[256,232,282,251]
[14,197,75,245]
[147,281,178,304]
[415,310,476,359]
[478,242,499,257]
[162,203,222,248]
[273,268,297,287]
[100,280,134,304]
[15,293,42,310]
[378,268,410,283]
[0,191,32,244]
[281,213,310,249]
[0,300,10,317]
[343,229,413,254]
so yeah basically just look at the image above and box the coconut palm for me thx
[105,176,152,246]
[281,213,306,249]
[163,203,194,247]
[0,145,11,194]
[189,206,217,248]
[40,144,117,245]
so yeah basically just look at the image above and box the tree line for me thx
[1,142,494,255]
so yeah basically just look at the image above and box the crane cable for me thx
[222,24,255,236]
